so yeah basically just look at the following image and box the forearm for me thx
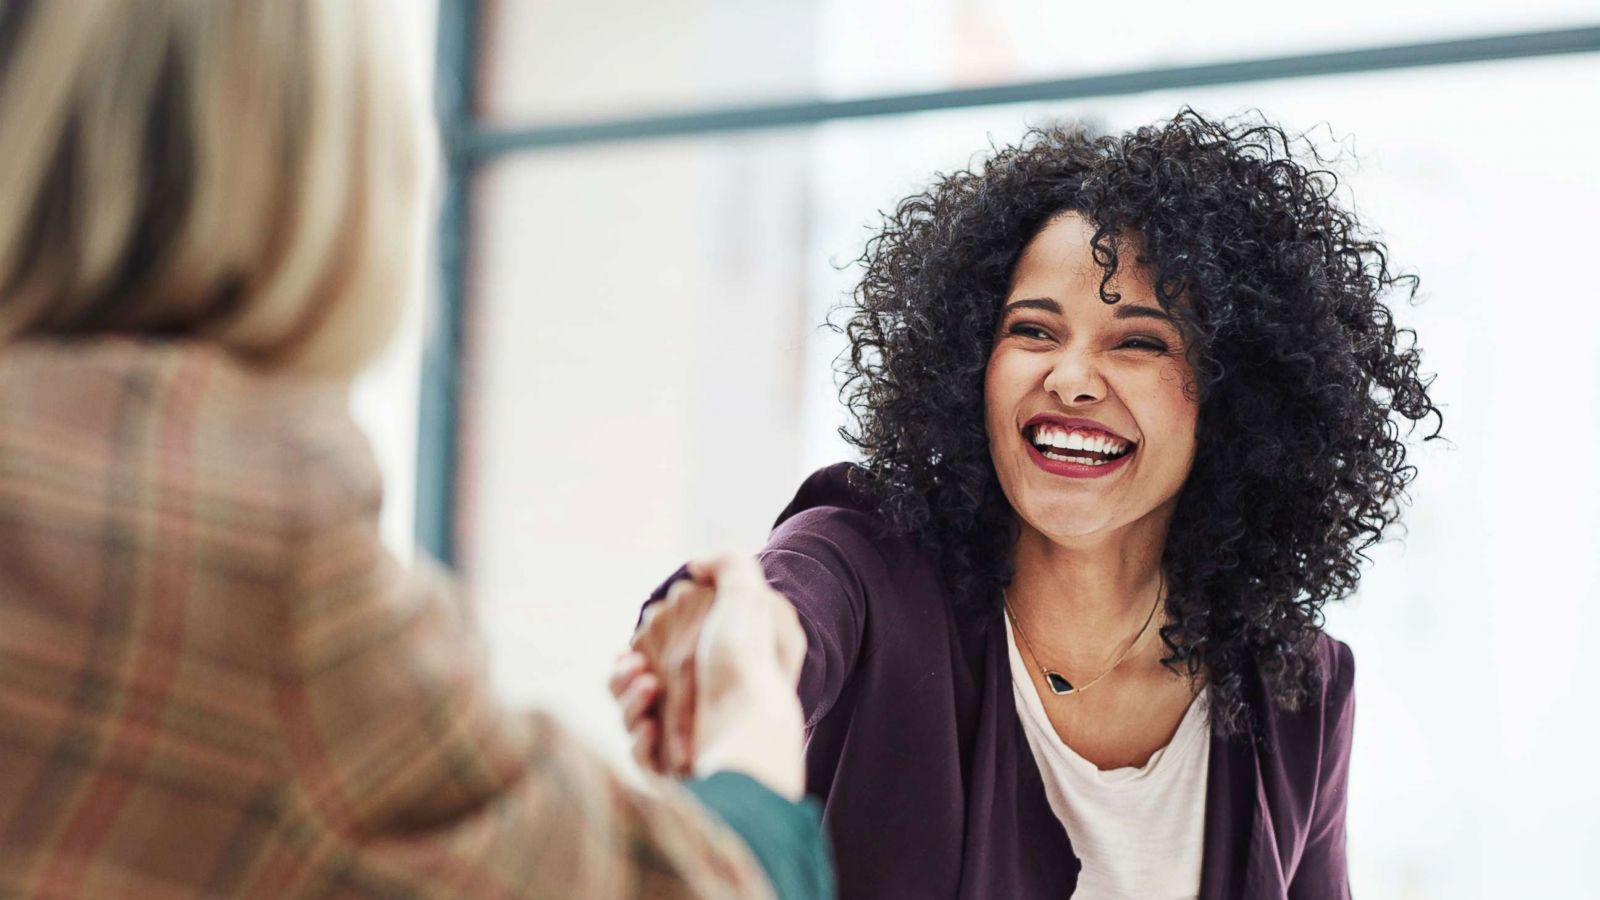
[691,665,807,800]
[279,556,779,897]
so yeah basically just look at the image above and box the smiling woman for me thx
[619,108,1442,900]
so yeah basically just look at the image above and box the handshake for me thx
[610,555,810,800]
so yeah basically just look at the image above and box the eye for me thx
[1118,335,1170,353]
[1007,323,1053,341]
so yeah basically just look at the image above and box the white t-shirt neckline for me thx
[1006,619,1211,900]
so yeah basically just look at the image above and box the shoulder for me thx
[1250,631,1356,756]
[770,463,905,545]
[766,463,924,580]
[0,336,372,540]
[771,463,877,529]
[1311,631,1356,715]
[762,464,958,640]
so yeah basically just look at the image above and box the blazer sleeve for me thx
[1288,638,1356,900]
[760,507,879,729]
[271,419,779,900]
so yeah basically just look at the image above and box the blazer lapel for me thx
[960,612,1081,899]
[1199,723,1264,899]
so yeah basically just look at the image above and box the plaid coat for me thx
[0,339,775,900]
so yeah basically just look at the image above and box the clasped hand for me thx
[611,555,808,800]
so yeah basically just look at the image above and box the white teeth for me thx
[1028,423,1137,463]
[1030,425,1131,456]
[1040,449,1112,466]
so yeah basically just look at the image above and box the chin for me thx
[1018,503,1121,542]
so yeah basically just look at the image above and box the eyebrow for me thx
[1112,304,1175,323]
[1002,298,1061,315]
[1002,297,1174,323]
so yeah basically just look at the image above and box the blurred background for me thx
[355,2,1600,897]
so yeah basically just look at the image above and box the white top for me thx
[1006,622,1211,900]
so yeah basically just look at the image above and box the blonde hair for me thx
[0,0,433,376]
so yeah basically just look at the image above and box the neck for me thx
[1006,511,1171,669]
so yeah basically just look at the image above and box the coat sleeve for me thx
[759,506,879,729]
[269,417,779,900]
[1287,638,1356,900]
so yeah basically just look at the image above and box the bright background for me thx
[356,2,1600,897]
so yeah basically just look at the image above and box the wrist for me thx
[692,685,805,801]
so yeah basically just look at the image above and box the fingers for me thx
[627,580,714,777]
[665,576,700,603]
[618,671,661,727]
[632,558,779,778]
[631,577,698,652]
[609,651,648,699]
[663,647,698,775]
[630,718,662,773]
[613,652,666,772]
[690,553,802,675]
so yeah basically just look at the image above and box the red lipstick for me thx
[1023,439,1133,479]
[1020,414,1136,479]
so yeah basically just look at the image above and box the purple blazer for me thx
[653,463,1354,899]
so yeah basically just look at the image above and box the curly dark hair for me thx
[836,108,1441,736]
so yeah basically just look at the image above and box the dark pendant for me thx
[1045,671,1076,695]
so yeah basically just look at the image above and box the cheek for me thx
[1146,362,1200,455]
[983,350,1022,427]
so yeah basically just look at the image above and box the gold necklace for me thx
[1003,572,1164,697]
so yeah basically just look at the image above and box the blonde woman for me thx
[0,2,828,898]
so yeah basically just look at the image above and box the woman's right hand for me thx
[684,554,807,799]
[613,555,807,799]
[609,648,666,774]
[616,575,716,777]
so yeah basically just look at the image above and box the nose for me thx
[1043,347,1105,406]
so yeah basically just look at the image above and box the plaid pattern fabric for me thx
[0,338,775,900]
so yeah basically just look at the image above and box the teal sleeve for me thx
[684,771,834,900]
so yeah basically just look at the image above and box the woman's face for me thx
[985,213,1199,544]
